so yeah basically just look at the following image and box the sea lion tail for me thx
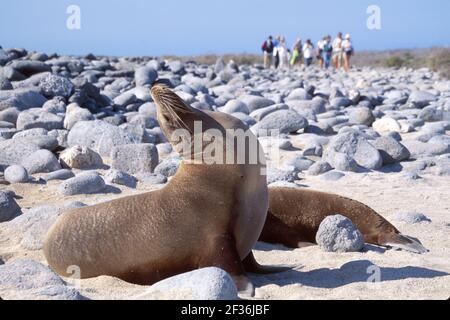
[383,233,429,254]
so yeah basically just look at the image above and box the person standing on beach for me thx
[278,36,290,69]
[273,35,281,69]
[317,37,325,68]
[332,32,343,69]
[303,39,315,67]
[261,36,274,69]
[322,35,333,69]
[342,34,354,72]
[290,38,302,67]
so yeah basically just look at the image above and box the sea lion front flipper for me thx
[242,251,291,274]
[198,234,254,296]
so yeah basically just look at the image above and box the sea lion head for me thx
[151,84,230,164]
[151,84,266,167]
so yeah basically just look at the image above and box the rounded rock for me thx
[316,214,365,252]
[58,172,106,196]
[4,165,29,183]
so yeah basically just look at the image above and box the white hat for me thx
[345,34,351,39]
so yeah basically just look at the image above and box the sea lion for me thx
[203,110,427,254]
[43,85,272,293]
[261,187,428,253]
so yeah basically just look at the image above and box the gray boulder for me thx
[40,74,74,98]
[0,139,41,170]
[0,88,47,110]
[148,267,238,300]
[63,103,94,130]
[21,149,61,174]
[13,135,59,151]
[349,107,375,126]
[306,161,332,176]
[154,157,181,177]
[135,66,158,87]
[16,109,64,131]
[111,144,159,175]
[253,110,308,135]
[4,165,29,183]
[59,172,106,196]
[249,103,289,121]
[9,60,52,77]
[67,120,141,156]
[0,76,13,90]
[219,99,249,114]
[240,95,275,112]
[315,214,365,252]
[113,91,137,107]
[372,136,410,164]
[401,140,450,159]
[408,91,438,108]
[419,106,444,122]
[0,259,84,300]
[0,107,20,124]
[320,170,346,181]
[104,169,137,188]
[0,190,22,222]
[42,97,66,114]
[286,88,312,101]
[13,128,48,139]
[282,156,314,172]
[135,172,168,185]
[9,204,75,250]
[44,169,75,181]
[167,61,185,75]
[323,130,383,170]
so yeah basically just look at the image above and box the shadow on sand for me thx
[250,260,449,289]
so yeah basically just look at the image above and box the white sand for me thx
[1,160,449,300]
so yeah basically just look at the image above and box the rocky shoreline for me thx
[1,47,449,300]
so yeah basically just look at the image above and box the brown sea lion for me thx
[204,110,427,254]
[261,187,428,253]
[43,85,275,294]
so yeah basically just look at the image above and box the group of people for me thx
[261,32,354,71]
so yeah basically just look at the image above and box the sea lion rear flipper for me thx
[383,233,429,254]
[243,251,291,274]
[198,234,255,296]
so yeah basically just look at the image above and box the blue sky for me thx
[1,0,449,56]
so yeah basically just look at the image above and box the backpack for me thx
[262,40,273,53]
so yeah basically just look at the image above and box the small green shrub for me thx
[427,49,450,79]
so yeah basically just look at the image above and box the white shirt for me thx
[317,40,325,50]
[342,39,352,51]
[303,44,314,59]
[333,38,342,52]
